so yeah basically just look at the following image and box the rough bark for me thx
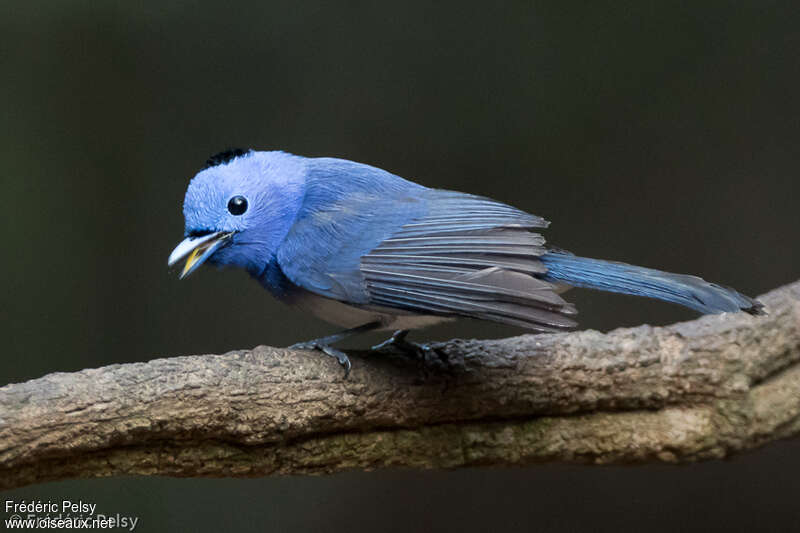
[1,281,799,491]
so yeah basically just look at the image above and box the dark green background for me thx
[2,1,798,531]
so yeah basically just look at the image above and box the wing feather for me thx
[360,189,577,331]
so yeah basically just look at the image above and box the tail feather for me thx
[540,252,764,316]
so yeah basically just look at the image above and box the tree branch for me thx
[2,281,799,490]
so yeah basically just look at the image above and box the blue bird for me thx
[169,149,764,375]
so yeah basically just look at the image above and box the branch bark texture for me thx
[2,281,799,490]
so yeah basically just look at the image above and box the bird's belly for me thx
[284,288,453,330]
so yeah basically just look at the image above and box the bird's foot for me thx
[371,330,448,364]
[289,340,352,378]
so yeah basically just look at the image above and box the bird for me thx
[169,148,764,375]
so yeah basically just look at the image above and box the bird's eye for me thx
[227,196,248,215]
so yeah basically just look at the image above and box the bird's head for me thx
[168,149,306,278]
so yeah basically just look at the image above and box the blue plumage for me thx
[169,149,763,373]
[276,157,428,303]
[539,252,761,315]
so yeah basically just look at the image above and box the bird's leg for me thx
[371,330,448,364]
[371,329,412,352]
[289,321,382,378]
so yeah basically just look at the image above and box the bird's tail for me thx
[539,252,764,315]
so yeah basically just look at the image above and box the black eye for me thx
[227,196,248,215]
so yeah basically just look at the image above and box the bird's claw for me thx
[289,341,352,378]
[371,330,448,364]
[370,333,402,352]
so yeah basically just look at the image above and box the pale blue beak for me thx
[168,231,233,279]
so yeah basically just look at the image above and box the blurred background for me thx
[2,1,798,531]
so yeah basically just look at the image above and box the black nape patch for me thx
[202,148,251,170]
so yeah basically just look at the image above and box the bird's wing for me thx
[276,158,576,331]
[276,158,432,303]
[359,189,577,331]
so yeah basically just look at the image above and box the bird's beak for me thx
[168,231,233,279]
